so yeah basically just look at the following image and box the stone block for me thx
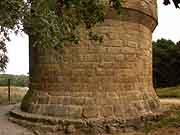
[82,106,99,118]
[63,97,85,105]
[68,106,82,118]
[114,105,125,118]
[101,106,114,118]
[45,105,69,117]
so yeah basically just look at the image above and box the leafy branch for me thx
[0,0,122,71]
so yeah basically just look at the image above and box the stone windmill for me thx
[11,0,160,133]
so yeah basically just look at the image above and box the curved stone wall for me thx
[122,0,157,19]
[21,0,160,121]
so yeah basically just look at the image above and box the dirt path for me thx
[0,105,34,135]
[160,98,180,104]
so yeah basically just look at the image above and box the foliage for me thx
[153,39,180,88]
[0,0,179,73]
[0,74,29,87]
[0,0,28,71]
[156,86,180,98]
[0,0,122,71]
[163,0,180,8]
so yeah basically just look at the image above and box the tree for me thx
[164,0,180,8]
[153,39,180,88]
[0,0,121,71]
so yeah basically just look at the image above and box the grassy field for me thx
[156,86,180,98]
[0,87,28,105]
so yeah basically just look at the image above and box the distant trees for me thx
[153,38,180,88]
[0,74,29,87]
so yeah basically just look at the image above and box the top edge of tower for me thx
[122,0,157,19]
[102,0,157,19]
[102,0,158,31]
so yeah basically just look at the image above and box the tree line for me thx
[0,74,29,87]
[153,38,180,88]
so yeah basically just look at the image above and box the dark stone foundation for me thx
[10,105,162,134]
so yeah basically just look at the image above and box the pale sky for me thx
[4,0,180,75]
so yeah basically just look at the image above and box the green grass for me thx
[156,86,180,98]
[143,110,180,133]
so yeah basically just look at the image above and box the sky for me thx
[153,0,180,42]
[4,0,180,75]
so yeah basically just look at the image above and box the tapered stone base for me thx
[10,105,162,134]
[21,89,160,120]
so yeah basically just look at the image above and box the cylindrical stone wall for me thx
[21,0,160,121]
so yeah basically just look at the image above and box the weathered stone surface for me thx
[10,106,163,134]
[20,0,160,127]
[82,106,99,118]
[65,125,76,134]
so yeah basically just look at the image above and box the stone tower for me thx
[20,0,160,130]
